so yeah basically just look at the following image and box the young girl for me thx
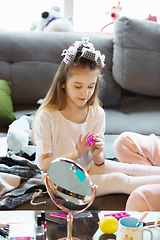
[114,132,160,210]
[33,37,160,197]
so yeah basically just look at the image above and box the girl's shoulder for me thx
[89,105,105,116]
[35,108,58,122]
[39,107,57,115]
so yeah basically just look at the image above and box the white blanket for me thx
[0,172,21,196]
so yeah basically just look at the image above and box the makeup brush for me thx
[143,220,160,227]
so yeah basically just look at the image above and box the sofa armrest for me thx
[113,16,160,97]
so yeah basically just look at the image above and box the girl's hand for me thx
[90,134,104,157]
[76,132,90,158]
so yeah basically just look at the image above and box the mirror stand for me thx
[45,158,97,240]
[59,213,80,240]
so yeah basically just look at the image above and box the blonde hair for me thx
[32,55,103,143]
[39,55,103,109]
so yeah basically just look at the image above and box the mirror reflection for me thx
[45,158,97,212]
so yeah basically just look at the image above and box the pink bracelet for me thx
[94,162,105,166]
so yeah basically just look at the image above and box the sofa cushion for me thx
[0,31,122,107]
[0,80,16,127]
[113,17,160,97]
[105,97,160,135]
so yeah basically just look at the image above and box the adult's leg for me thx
[113,132,160,166]
[125,184,160,211]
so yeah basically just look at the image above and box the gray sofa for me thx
[0,16,160,210]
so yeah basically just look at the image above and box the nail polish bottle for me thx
[36,215,44,237]
[41,211,47,232]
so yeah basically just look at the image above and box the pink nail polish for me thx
[41,211,47,232]
[87,134,95,146]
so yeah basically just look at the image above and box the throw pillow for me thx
[0,80,16,127]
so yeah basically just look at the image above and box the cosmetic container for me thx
[36,215,44,237]
[9,223,35,240]
[41,211,47,232]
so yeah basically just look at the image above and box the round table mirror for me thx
[45,157,97,240]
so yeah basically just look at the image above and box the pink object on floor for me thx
[87,134,95,146]
[50,212,67,219]
[104,211,130,220]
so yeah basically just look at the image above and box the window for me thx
[0,0,64,31]
[73,0,160,33]
[0,0,159,32]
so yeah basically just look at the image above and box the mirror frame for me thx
[45,157,97,213]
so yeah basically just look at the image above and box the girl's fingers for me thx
[93,134,100,141]
[81,132,90,144]
[84,131,90,140]
[78,132,89,144]
[77,134,82,145]
[94,141,103,146]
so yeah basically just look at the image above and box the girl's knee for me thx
[125,187,150,211]
[107,172,129,190]
[125,189,142,211]
[113,132,130,154]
